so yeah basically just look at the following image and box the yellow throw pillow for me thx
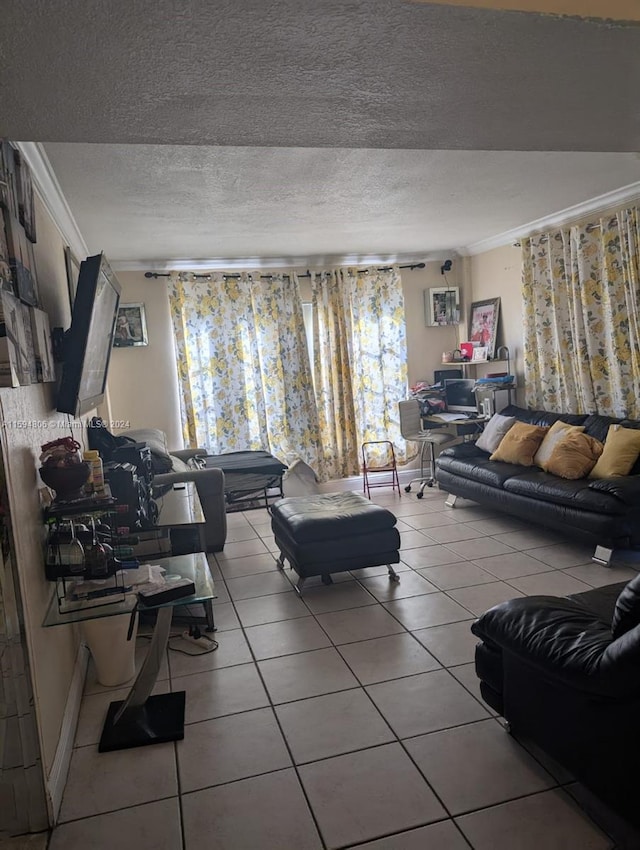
[545,431,603,479]
[490,422,549,466]
[534,420,586,471]
[589,424,640,478]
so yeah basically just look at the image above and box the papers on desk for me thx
[429,412,471,422]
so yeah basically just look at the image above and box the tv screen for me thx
[57,253,121,417]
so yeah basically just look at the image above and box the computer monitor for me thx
[444,378,478,413]
[434,368,463,386]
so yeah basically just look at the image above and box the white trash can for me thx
[82,612,138,687]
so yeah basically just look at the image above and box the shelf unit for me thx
[445,346,515,412]
[43,491,140,615]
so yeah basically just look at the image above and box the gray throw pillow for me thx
[476,413,517,454]
[125,428,173,473]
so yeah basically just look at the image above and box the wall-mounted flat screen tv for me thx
[57,253,121,417]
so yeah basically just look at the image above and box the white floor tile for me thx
[446,538,516,560]
[447,581,525,617]
[413,620,478,667]
[345,820,470,849]
[472,551,555,580]
[276,688,395,763]
[218,552,279,579]
[562,563,639,588]
[225,570,293,600]
[167,628,252,677]
[316,604,406,644]
[245,616,331,660]
[366,669,489,738]
[59,742,177,822]
[384,593,471,630]
[507,571,593,597]
[299,744,446,850]
[401,545,465,569]
[182,769,322,850]
[209,600,241,631]
[417,562,496,590]
[258,647,359,703]
[358,570,438,602]
[526,542,595,569]
[49,799,182,850]
[216,538,269,560]
[173,663,269,724]
[177,707,291,792]
[405,719,555,815]
[300,580,378,613]
[455,789,613,849]
[234,591,311,627]
[337,632,441,684]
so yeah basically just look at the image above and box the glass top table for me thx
[42,551,215,627]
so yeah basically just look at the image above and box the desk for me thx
[422,415,488,440]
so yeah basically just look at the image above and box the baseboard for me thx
[47,642,89,822]
[318,467,420,493]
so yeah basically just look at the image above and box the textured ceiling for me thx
[4,1,640,264]
[43,144,640,264]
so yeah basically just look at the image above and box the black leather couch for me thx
[472,576,640,828]
[435,404,640,560]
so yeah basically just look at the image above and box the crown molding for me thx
[460,179,640,256]
[14,142,89,259]
[110,250,458,273]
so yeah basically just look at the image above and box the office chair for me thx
[398,399,456,498]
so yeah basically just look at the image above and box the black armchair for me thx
[472,576,640,828]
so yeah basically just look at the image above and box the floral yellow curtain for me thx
[522,207,640,418]
[311,267,409,479]
[168,273,322,468]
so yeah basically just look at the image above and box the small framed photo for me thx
[425,286,460,326]
[472,345,488,362]
[468,298,501,360]
[113,303,148,347]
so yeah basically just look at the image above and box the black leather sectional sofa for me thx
[435,405,640,561]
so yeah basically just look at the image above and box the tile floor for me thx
[47,487,640,849]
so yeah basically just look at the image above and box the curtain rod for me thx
[144,262,425,281]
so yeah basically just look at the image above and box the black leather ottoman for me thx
[270,492,401,594]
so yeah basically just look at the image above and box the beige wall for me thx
[2,194,80,785]
[469,244,524,404]
[107,272,183,447]
[403,260,471,387]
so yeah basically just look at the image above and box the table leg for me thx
[98,606,186,752]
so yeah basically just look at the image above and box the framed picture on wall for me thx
[468,298,501,360]
[113,303,148,347]
[425,286,460,326]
